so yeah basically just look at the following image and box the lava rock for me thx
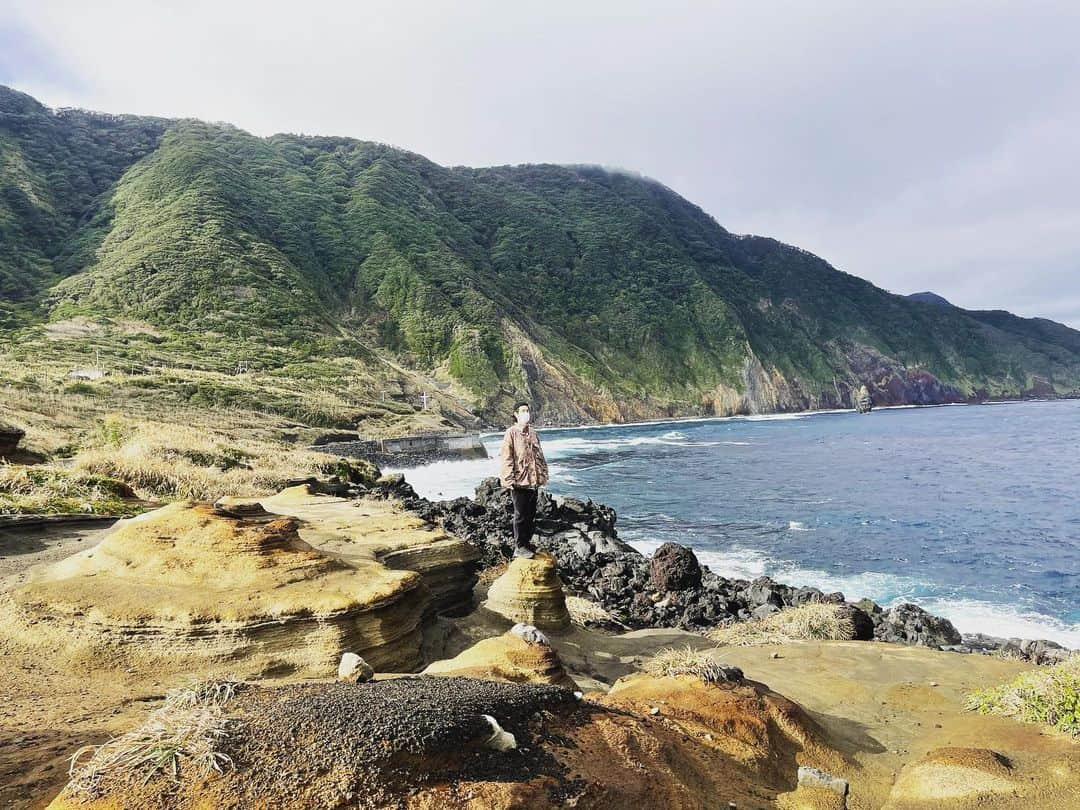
[648,542,703,591]
[875,603,962,648]
[0,420,25,458]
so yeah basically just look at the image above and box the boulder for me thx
[648,542,703,591]
[0,420,25,458]
[338,652,374,682]
[485,553,571,631]
[423,630,576,688]
[874,602,962,648]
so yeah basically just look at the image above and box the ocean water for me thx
[386,400,1080,646]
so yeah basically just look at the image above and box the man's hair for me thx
[513,400,530,413]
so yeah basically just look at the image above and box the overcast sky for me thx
[3,0,1078,326]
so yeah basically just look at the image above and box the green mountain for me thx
[3,85,1079,425]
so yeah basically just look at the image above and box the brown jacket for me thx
[499,423,549,488]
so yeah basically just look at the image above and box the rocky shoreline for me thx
[378,474,1072,665]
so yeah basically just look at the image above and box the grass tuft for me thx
[565,595,620,627]
[966,656,1080,736]
[707,604,855,647]
[643,645,743,684]
[67,679,244,798]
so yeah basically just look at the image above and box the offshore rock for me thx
[854,384,873,413]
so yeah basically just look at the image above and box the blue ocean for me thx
[388,400,1080,646]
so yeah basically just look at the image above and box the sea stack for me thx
[854,384,873,413]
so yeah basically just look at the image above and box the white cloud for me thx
[3,0,1079,325]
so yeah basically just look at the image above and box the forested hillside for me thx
[3,84,1079,427]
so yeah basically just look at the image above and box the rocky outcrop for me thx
[957,633,1072,665]
[423,629,576,688]
[251,485,480,616]
[0,420,25,458]
[485,554,571,631]
[873,602,962,648]
[400,477,1065,658]
[3,501,430,674]
[49,672,846,810]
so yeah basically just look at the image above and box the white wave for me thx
[915,598,1080,648]
[787,521,811,532]
[382,456,499,500]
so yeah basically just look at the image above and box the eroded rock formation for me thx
[3,501,430,674]
[423,629,576,688]
[484,554,571,631]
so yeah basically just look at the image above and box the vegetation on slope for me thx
[968,655,1080,736]
[3,84,1080,430]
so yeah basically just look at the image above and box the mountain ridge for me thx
[3,84,1079,429]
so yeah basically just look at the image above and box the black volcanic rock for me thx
[649,542,703,591]
[874,602,962,648]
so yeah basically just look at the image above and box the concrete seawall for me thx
[309,433,488,466]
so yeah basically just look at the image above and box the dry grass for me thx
[0,463,141,516]
[71,416,373,501]
[967,655,1080,736]
[566,595,622,628]
[707,604,855,647]
[643,645,743,684]
[67,680,244,798]
[0,412,378,514]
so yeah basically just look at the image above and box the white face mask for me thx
[516,410,531,426]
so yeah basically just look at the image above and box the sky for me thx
[2,0,1079,326]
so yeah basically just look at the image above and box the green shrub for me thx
[967,657,1080,736]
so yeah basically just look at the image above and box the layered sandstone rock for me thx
[485,553,571,630]
[251,486,480,615]
[884,747,1018,807]
[3,501,428,674]
[422,629,576,688]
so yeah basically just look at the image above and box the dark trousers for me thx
[511,486,538,549]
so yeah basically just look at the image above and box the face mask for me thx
[516,410,531,426]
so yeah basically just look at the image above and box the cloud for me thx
[3,0,1079,325]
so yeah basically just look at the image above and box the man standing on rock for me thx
[499,401,549,559]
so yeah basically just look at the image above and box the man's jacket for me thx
[499,423,549,488]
